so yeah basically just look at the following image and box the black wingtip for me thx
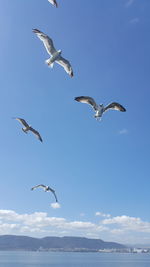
[74,96,81,102]
[70,71,74,78]
[32,28,40,33]
[121,106,126,112]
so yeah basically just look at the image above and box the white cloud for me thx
[125,0,134,8]
[102,215,150,233]
[110,228,125,235]
[0,210,109,238]
[0,223,19,234]
[66,221,96,230]
[118,129,128,135]
[0,210,150,244]
[95,212,111,218]
[51,202,61,209]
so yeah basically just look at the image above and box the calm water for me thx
[0,251,150,267]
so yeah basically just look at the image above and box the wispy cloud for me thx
[118,129,128,135]
[80,213,85,217]
[95,211,111,218]
[130,17,139,24]
[125,0,134,8]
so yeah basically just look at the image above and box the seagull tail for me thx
[45,59,54,68]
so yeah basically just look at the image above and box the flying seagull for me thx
[32,29,73,77]
[13,118,43,142]
[75,96,126,120]
[31,184,58,202]
[48,0,58,7]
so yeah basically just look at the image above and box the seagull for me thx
[32,29,73,77]
[13,118,43,142]
[48,0,58,7]
[75,96,126,120]
[31,184,58,202]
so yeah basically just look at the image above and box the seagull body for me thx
[45,50,62,67]
[31,184,58,202]
[14,118,43,142]
[33,29,73,77]
[75,96,126,120]
[48,0,58,7]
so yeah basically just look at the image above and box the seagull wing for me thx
[74,96,98,111]
[29,127,43,142]
[14,118,29,128]
[104,102,126,113]
[48,187,58,202]
[31,184,46,191]
[33,29,57,55]
[48,0,58,7]
[52,191,58,202]
[56,56,73,77]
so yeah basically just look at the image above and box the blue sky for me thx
[0,0,150,244]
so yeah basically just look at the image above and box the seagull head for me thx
[99,104,104,112]
[57,49,62,55]
[45,186,49,191]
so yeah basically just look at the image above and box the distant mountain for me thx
[0,235,125,251]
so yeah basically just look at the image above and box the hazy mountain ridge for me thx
[0,235,125,251]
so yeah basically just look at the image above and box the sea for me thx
[0,251,150,267]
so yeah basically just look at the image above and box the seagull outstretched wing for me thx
[31,184,46,190]
[75,96,98,111]
[56,56,73,77]
[29,127,43,142]
[33,29,57,55]
[48,0,58,7]
[31,184,58,202]
[14,118,29,128]
[104,102,126,113]
[48,187,58,202]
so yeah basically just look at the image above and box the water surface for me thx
[0,251,150,267]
